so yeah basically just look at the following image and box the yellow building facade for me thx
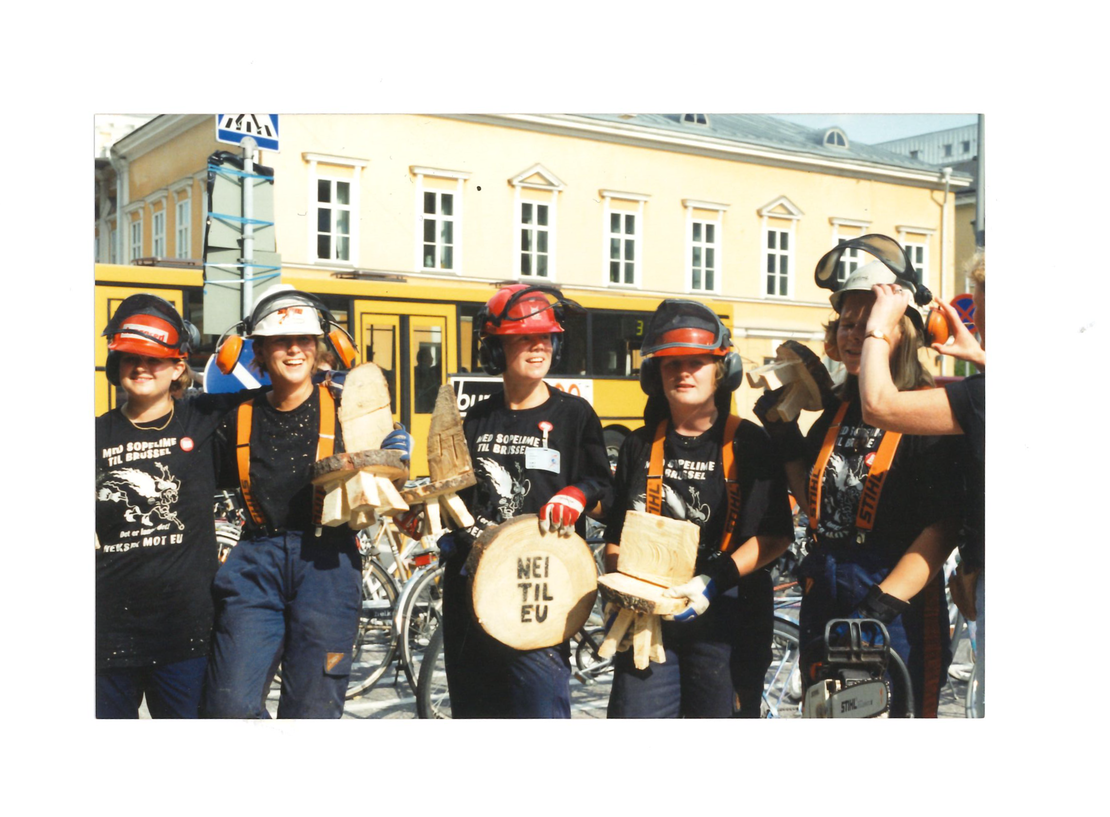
[95,114,971,465]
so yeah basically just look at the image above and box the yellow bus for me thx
[95,263,735,476]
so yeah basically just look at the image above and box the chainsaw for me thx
[802,618,911,718]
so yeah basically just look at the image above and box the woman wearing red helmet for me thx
[602,299,794,717]
[439,284,613,718]
[95,294,254,718]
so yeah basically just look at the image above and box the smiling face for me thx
[836,291,903,375]
[501,332,554,385]
[257,334,318,389]
[118,354,186,401]
[659,353,718,411]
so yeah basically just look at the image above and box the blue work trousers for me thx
[203,530,361,719]
[606,573,773,719]
[441,552,571,719]
[797,550,951,718]
[96,655,208,719]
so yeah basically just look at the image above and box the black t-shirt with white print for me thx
[604,413,793,575]
[95,392,252,670]
[454,387,613,557]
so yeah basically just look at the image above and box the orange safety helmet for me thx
[475,284,582,375]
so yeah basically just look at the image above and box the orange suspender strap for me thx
[312,385,336,527]
[236,386,337,531]
[717,415,743,553]
[807,401,849,536]
[236,399,265,527]
[645,419,668,516]
[646,416,744,553]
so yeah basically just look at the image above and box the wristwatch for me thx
[865,329,891,345]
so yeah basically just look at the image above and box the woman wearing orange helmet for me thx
[603,299,794,717]
[95,294,248,718]
[439,284,613,718]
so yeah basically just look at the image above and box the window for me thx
[909,150,921,159]
[152,211,165,257]
[824,128,848,148]
[896,226,934,290]
[905,241,927,283]
[129,217,142,261]
[765,229,791,297]
[518,201,549,277]
[317,178,352,262]
[836,240,861,284]
[943,143,953,157]
[609,212,637,285]
[962,140,971,153]
[423,191,455,271]
[691,221,717,291]
[175,198,191,258]
[683,114,708,125]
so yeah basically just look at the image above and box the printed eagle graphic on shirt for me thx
[476,457,531,520]
[96,464,185,530]
[632,484,711,526]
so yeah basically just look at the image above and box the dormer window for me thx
[682,114,708,126]
[823,128,849,148]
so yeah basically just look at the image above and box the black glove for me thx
[852,584,911,625]
[753,388,807,463]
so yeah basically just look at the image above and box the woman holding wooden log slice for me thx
[95,294,252,718]
[440,284,613,718]
[603,299,794,718]
[756,236,964,717]
[203,287,410,718]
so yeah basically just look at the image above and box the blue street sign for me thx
[216,114,279,151]
[951,293,977,332]
[203,343,270,393]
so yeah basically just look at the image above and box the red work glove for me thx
[539,486,586,536]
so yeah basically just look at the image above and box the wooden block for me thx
[632,613,652,670]
[598,572,688,616]
[597,608,635,660]
[466,515,598,650]
[649,615,666,664]
[321,483,351,527]
[427,384,474,482]
[423,499,443,538]
[348,509,376,530]
[746,358,802,391]
[344,469,380,511]
[375,476,409,516]
[616,511,699,589]
[440,493,474,527]
[337,362,396,453]
[769,382,810,423]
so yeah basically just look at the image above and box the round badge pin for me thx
[180,437,194,452]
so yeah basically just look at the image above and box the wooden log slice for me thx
[310,449,408,486]
[776,340,835,411]
[466,515,598,651]
[399,472,477,503]
[337,362,396,452]
[597,572,687,616]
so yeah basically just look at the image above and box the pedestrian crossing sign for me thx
[216,114,279,151]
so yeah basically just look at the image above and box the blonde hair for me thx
[250,337,329,377]
[170,363,194,397]
[964,249,985,287]
[825,313,933,393]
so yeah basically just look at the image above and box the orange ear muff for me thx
[329,329,358,369]
[925,308,950,347]
[216,336,243,375]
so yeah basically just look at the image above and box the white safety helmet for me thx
[247,285,325,337]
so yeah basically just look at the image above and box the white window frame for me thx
[304,153,368,267]
[517,200,551,279]
[683,199,728,294]
[151,210,165,258]
[175,196,191,258]
[510,164,565,281]
[411,166,471,274]
[896,225,936,291]
[601,190,649,288]
[829,217,872,285]
[124,202,144,262]
[758,196,803,299]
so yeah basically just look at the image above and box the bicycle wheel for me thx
[346,558,401,700]
[397,563,445,693]
[761,618,803,719]
[415,624,451,719]
[574,626,614,679]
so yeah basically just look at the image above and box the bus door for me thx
[352,301,456,478]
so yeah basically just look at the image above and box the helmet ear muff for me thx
[478,336,505,376]
[106,351,122,387]
[328,328,358,369]
[639,358,659,396]
[216,335,244,375]
[924,307,949,347]
[722,350,743,392]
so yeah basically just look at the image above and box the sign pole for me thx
[241,136,258,319]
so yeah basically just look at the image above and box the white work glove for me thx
[662,574,719,622]
[539,486,586,536]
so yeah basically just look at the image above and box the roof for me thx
[574,114,969,178]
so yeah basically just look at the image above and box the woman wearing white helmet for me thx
[95,294,254,718]
[203,287,410,719]
[757,237,963,717]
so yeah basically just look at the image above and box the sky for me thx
[770,114,980,145]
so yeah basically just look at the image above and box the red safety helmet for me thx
[104,294,190,359]
[478,284,567,337]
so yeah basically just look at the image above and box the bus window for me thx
[590,311,645,377]
[413,327,443,414]
[363,321,398,410]
[550,310,586,376]
[459,304,479,374]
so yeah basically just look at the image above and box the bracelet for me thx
[865,329,891,345]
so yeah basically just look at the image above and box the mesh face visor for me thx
[814,234,931,306]
[640,299,729,357]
